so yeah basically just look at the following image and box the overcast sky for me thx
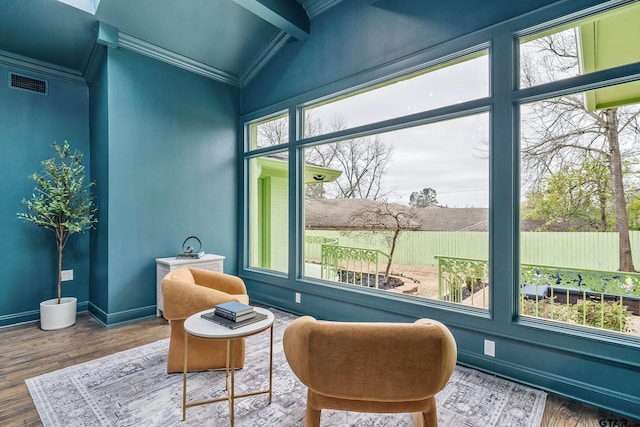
[308,55,490,207]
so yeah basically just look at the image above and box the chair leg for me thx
[412,409,437,427]
[305,406,321,427]
[305,391,321,427]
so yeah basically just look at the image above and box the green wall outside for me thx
[268,175,289,272]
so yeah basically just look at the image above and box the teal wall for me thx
[2,45,239,327]
[89,49,110,314]
[88,48,240,325]
[0,64,91,326]
[240,0,640,419]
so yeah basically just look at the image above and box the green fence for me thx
[305,230,640,271]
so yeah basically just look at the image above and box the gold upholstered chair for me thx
[283,316,457,427]
[161,267,249,373]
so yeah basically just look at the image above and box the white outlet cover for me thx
[484,339,495,357]
[61,270,74,281]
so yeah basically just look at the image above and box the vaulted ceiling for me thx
[0,0,341,86]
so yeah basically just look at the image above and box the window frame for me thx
[513,2,640,338]
[239,0,640,342]
[241,47,494,317]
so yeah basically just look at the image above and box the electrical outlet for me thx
[295,292,301,303]
[61,269,74,281]
[484,339,495,357]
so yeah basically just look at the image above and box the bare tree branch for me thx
[521,32,638,271]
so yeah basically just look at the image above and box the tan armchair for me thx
[161,267,250,373]
[283,316,457,427]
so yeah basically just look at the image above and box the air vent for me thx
[9,72,48,95]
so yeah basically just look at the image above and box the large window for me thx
[303,114,489,308]
[518,3,640,336]
[244,1,640,331]
[244,51,491,309]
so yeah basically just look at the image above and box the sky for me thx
[307,55,491,207]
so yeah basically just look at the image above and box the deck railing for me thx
[435,256,640,332]
[321,244,389,289]
[304,235,339,261]
[434,256,489,308]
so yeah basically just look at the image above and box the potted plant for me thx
[17,141,97,330]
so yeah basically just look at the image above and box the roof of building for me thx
[305,198,546,231]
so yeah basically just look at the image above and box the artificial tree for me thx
[17,141,97,304]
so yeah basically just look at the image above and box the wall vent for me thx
[9,72,48,95]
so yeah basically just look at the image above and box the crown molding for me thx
[117,32,241,87]
[240,30,291,86]
[83,43,106,85]
[0,49,86,85]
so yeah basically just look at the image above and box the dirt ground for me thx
[388,263,440,299]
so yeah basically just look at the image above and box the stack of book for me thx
[201,301,267,329]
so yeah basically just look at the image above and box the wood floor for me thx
[1,312,637,427]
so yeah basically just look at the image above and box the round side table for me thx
[182,306,275,425]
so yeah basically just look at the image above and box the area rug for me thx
[26,309,546,427]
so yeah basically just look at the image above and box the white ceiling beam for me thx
[233,0,310,40]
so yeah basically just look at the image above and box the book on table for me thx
[201,310,268,329]
[215,301,255,318]
[215,309,256,322]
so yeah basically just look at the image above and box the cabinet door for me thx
[196,260,223,272]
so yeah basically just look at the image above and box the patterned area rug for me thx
[26,309,546,426]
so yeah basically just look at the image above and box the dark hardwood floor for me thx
[0,312,637,426]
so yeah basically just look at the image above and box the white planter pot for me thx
[40,297,77,330]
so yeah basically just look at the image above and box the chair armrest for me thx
[161,278,243,320]
[189,268,247,296]
[283,316,315,384]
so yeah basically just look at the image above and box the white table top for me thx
[156,254,225,265]
[184,306,274,339]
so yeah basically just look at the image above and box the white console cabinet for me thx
[156,254,225,317]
